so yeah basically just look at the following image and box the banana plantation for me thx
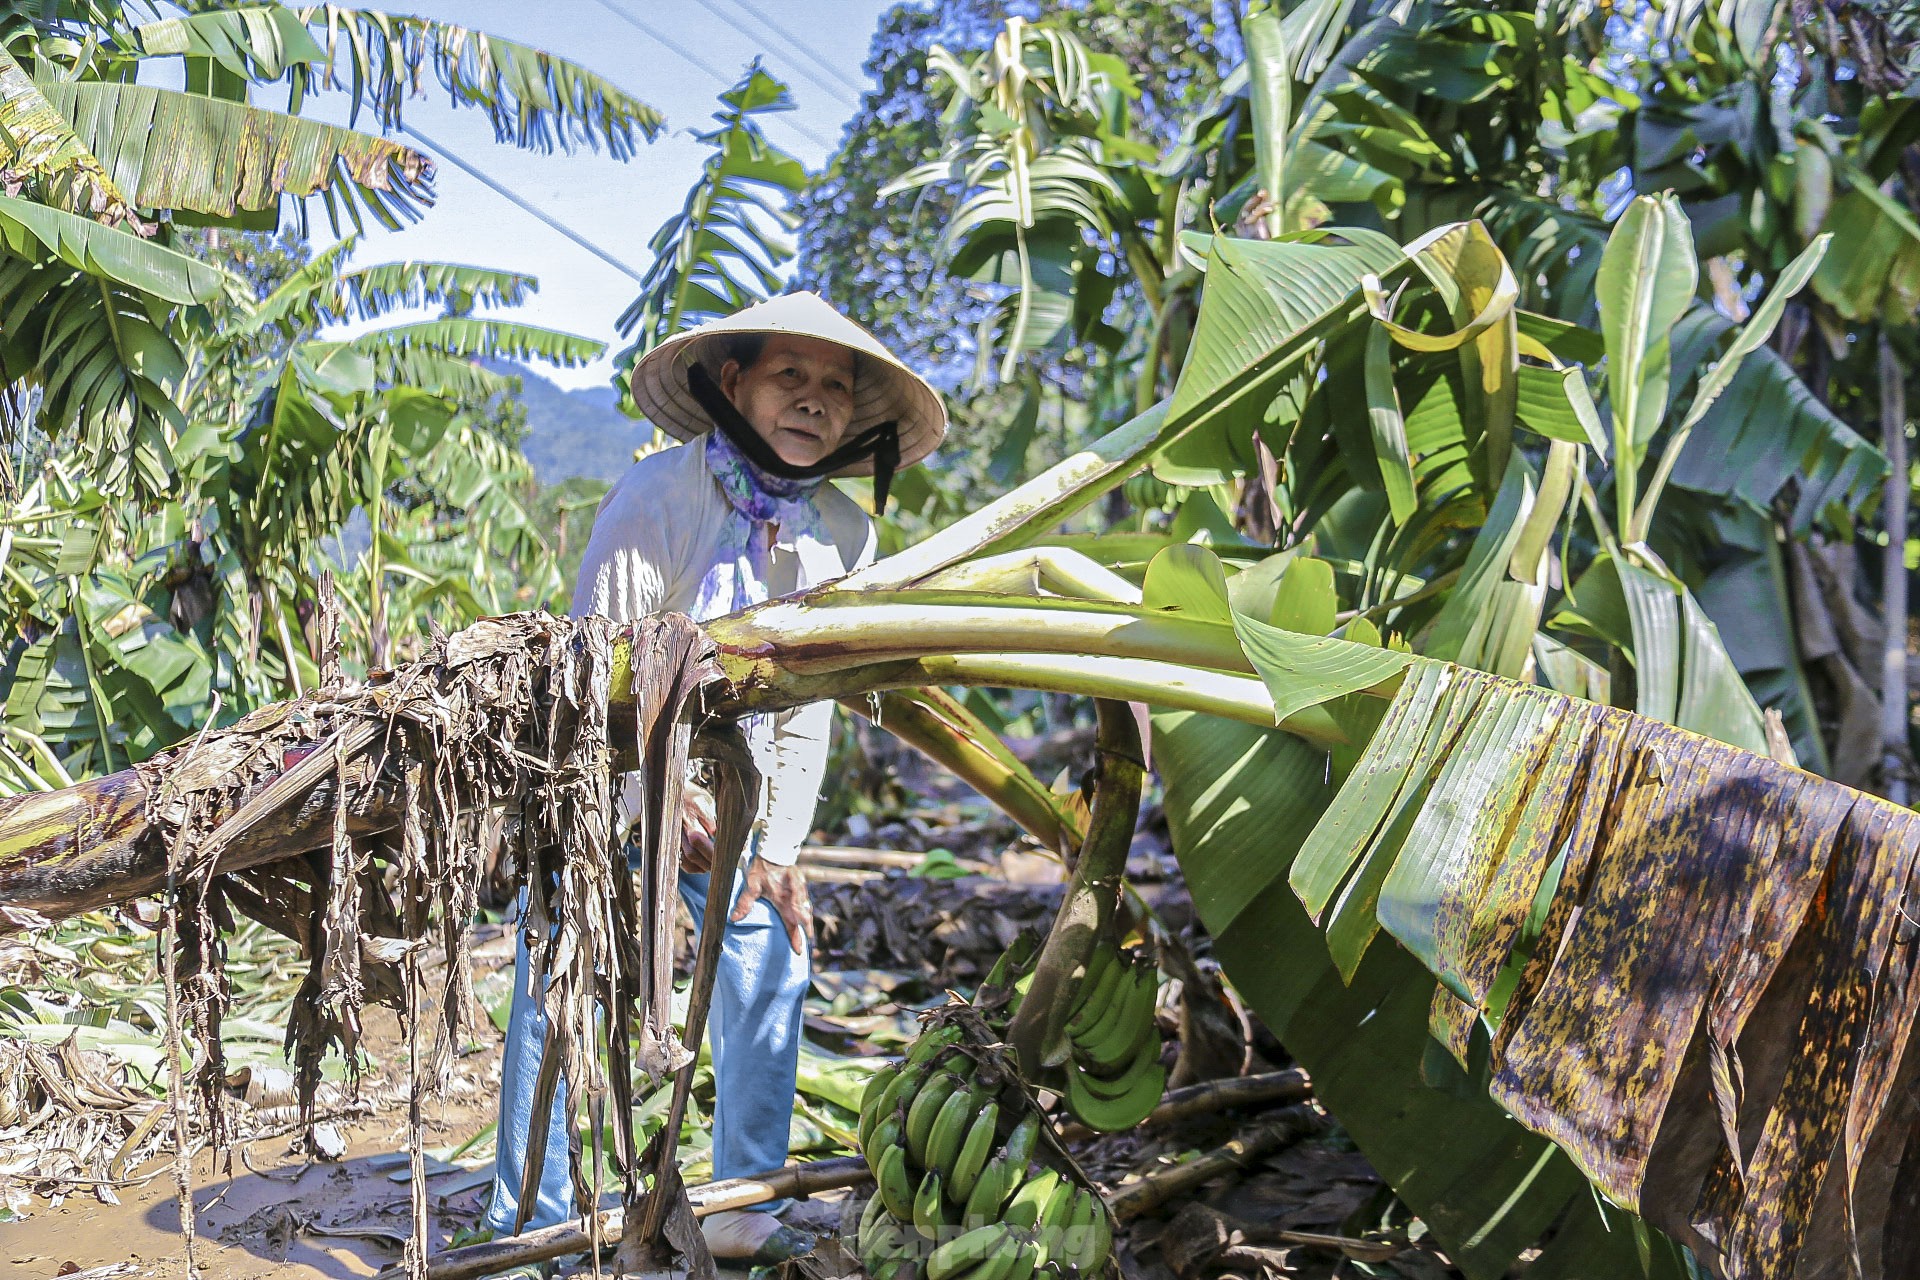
[1,1,1918,1279]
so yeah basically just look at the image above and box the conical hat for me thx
[629,293,947,475]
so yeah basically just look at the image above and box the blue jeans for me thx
[484,851,811,1235]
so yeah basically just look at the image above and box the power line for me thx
[718,0,870,100]
[399,123,649,283]
[683,0,864,108]
[582,0,840,151]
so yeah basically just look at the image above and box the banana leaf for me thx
[35,77,431,230]
[1156,708,1697,1280]
[1152,599,1920,1275]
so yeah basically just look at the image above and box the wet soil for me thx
[1,950,509,1280]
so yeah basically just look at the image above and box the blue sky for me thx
[305,0,900,391]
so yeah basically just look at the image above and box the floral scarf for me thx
[690,428,838,622]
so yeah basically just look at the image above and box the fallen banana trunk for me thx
[386,1156,873,1280]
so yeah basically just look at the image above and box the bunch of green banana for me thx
[855,1018,1117,1279]
[1057,945,1166,1133]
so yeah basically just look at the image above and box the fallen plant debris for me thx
[14,610,751,1279]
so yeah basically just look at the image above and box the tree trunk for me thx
[0,748,395,925]
[1881,332,1910,805]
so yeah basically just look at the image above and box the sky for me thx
[301,0,901,392]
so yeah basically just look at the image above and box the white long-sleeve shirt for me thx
[571,439,877,865]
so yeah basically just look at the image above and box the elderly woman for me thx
[485,294,946,1263]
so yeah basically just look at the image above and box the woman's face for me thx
[720,335,857,468]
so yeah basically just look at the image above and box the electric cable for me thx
[399,122,649,283]
[718,0,869,99]
[684,0,863,108]
[582,0,840,151]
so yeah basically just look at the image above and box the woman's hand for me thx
[732,861,813,955]
[679,785,718,873]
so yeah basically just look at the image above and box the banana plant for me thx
[612,63,809,413]
[0,0,662,500]
[668,221,1904,1279]
[4,210,1916,1280]
[0,239,593,772]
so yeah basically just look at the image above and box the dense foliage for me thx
[3,2,1920,1278]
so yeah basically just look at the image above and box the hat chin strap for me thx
[686,362,900,515]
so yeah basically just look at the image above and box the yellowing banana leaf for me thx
[0,48,136,225]
[1156,706,1695,1280]
[34,77,432,229]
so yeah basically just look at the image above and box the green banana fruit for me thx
[947,1100,1000,1203]
[1064,947,1122,1036]
[1001,1237,1042,1280]
[1000,1112,1041,1173]
[1081,1197,1113,1272]
[1072,965,1138,1053]
[861,1063,903,1149]
[962,1149,1017,1228]
[955,1237,1022,1280]
[866,1113,906,1180]
[1074,967,1157,1072]
[1004,1168,1062,1230]
[907,1024,964,1066]
[927,1223,1014,1280]
[1067,1188,1112,1272]
[913,1168,947,1240]
[925,1080,984,1173]
[1077,1032,1161,1101]
[1031,1177,1078,1264]
[877,1140,917,1219]
[874,1258,920,1280]
[907,1070,967,1166]
[1064,1189,1100,1271]
[860,1196,910,1272]
[874,1058,929,1131]
[1063,1051,1165,1132]
[1039,1177,1078,1230]
[858,1191,889,1240]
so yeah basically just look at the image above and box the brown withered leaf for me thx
[138,610,734,1280]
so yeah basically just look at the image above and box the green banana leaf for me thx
[0,193,234,305]
[1596,193,1696,532]
[284,5,666,157]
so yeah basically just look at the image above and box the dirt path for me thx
[2,938,513,1280]
[2,1103,495,1280]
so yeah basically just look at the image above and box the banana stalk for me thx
[840,688,1086,857]
[1004,701,1145,1075]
